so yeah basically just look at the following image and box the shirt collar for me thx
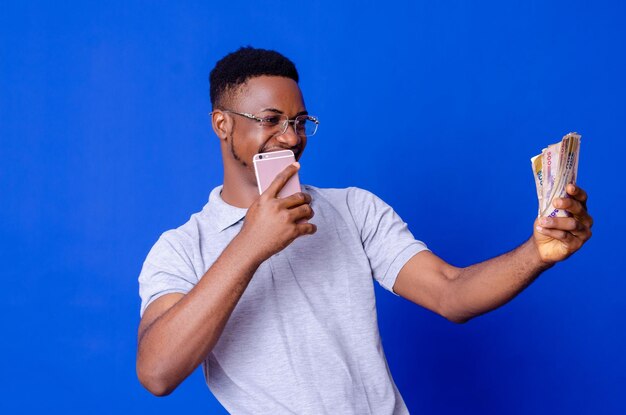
[203,185,248,232]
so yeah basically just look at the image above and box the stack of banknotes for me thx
[531,132,581,218]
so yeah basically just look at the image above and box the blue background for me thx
[1,1,624,413]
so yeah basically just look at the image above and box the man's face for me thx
[222,75,308,169]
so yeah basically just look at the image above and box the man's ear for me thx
[211,111,229,140]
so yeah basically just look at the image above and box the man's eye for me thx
[295,119,307,131]
[260,116,282,126]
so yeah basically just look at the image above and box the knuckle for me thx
[574,201,585,213]
[567,218,577,230]
[561,198,572,209]
[277,169,290,180]
[269,200,280,211]
[290,226,300,238]
[277,174,288,185]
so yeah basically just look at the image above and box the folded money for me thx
[531,132,581,218]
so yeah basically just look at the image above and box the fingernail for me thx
[536,226,543,232]
[540,217,549,225]
[292,162,300,169]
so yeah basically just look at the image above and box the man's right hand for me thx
[238,162,317,263]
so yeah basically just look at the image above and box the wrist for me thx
[526,237,556,270]
[229,231,268,269]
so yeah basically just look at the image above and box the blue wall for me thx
[1,1,624,413]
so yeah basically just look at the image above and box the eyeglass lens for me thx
[251,112,319,136]
[282,115,317,136]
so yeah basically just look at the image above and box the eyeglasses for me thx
[215,109,319,137]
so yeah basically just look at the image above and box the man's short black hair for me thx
[209,46,299,109]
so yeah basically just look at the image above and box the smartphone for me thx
[253,149,302,198]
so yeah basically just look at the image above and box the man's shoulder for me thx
[150,218,200,257]
[305,185,382,211]
[304,185,376,202]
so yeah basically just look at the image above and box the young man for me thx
[136,47,593,414]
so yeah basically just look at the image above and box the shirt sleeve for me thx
[138,229,198,316]
[347,187,429,295]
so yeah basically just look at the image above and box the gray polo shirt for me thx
[138,185,429,414]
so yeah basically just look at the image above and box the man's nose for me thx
[275,123,301,147]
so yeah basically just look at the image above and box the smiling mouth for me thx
[263,147,301,158]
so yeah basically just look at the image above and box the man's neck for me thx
[220,168,259,209]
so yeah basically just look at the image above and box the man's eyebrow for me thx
[260,108,309,116]
[260,108,284,114]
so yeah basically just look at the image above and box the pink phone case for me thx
[253,150,302,198]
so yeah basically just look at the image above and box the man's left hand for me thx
[533,184,593,264]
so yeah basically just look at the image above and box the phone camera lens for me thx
[259,155,263,159]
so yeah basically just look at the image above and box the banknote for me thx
[530,154,544,214]
[531,132,581,217]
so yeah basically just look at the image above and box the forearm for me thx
[137,234,262,395]
[444,238,553,323]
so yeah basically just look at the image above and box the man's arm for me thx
[136,238,261,396]
[136,164,316,396]
[394,184,593,323]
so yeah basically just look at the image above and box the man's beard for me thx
[228,132,248,168]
